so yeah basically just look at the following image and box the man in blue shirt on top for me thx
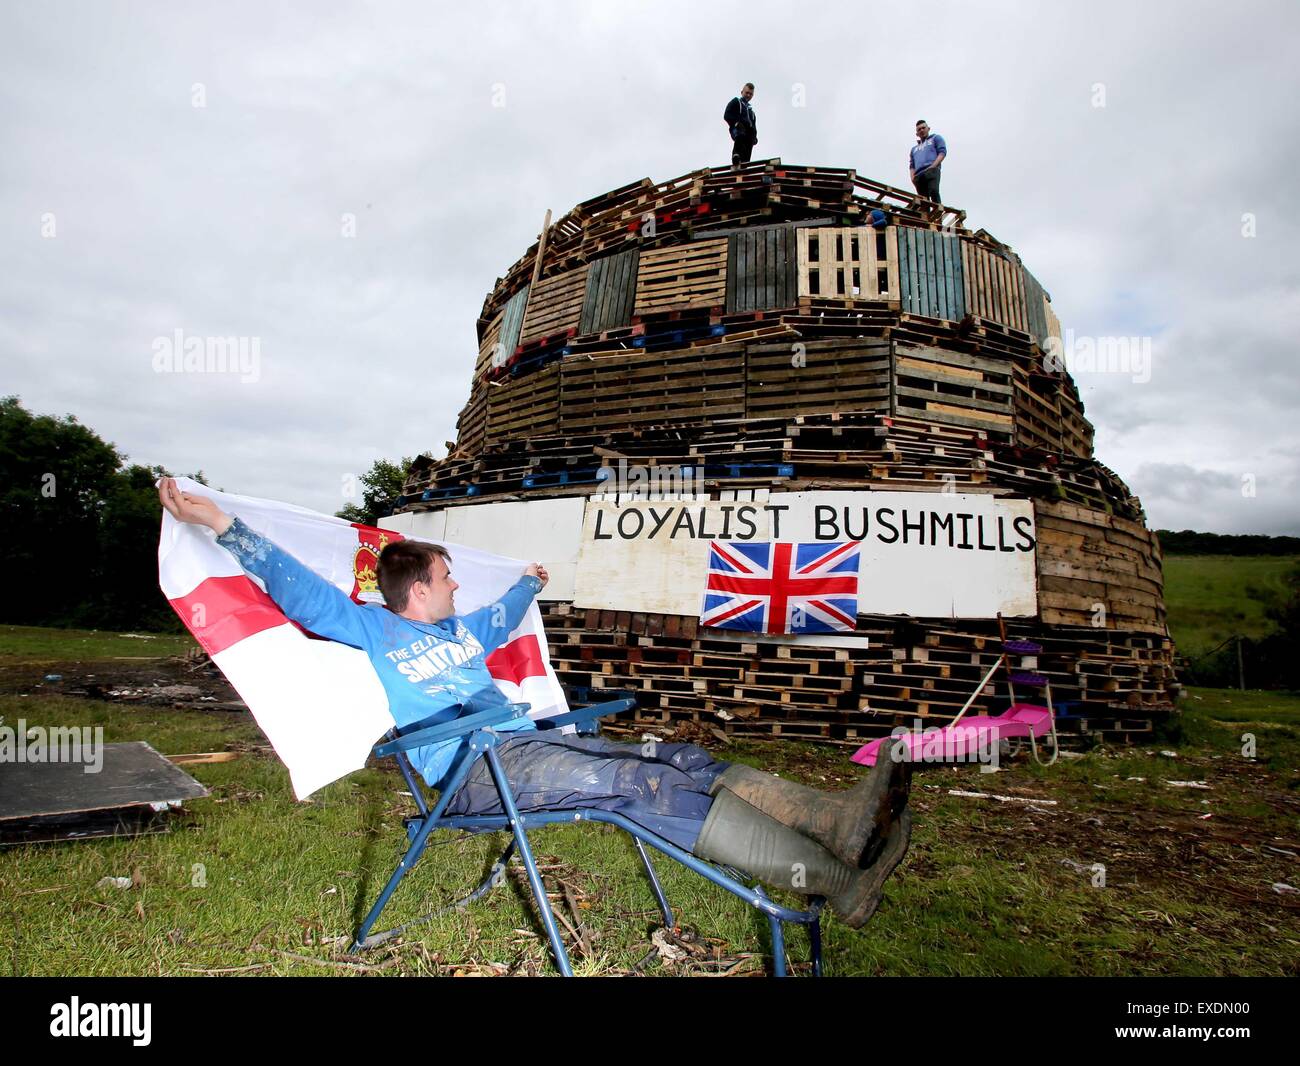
[159,477,913,928]
[909,118,946,207]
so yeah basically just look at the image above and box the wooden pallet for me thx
[475,309,504,377]
[533,602,1176,746]
[579,248,639,335]
[485,363,561,442]
[633,239,729,315]
[520,264,589,347]
[961,240,1028,334]
[495,284,530,366]
[477,162,964,329]
[413,406,1130,520]
[746,337,891,417]
[726,224,799,313]
[558,343,747,434]
[897,228,965,322]
[892,343,1014,433]
[1020,266,1051,348]
[796,225,899,303]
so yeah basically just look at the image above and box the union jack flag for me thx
[701,541,861,635]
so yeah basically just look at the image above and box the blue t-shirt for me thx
[910,133,947,175]
[215,516,542,789]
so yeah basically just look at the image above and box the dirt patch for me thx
[0,653,244,709]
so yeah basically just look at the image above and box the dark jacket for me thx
[724,96,758,142]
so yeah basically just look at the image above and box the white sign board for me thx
[386,491,1038,619]
[571,491,1036,618]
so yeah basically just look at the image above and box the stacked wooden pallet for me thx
[766,163,857,212]
[458,325,1062,455]
[560,342,747,433]
[1057,376,1093,457]
[462,339,949,453]
[536,602,1174,745]
[403,409,1132,521]
[633,239,729,315]
[477,160,962,336]
[1012,363,1094,459]
[484,363,561,442]
[473,223,1065,429]
[399,165,1176,749]
[961,240,1028,334]
[1035,499,1165,631]
[745,337,892,418]
[796,225,899,304]
[519,264,588,343]
[454,380,490,455]
[892,343,1015,435]
[474,311,504,378]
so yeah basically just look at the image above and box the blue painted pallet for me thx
[521,469,603,489]
[1020,268,1050,348]
[898,228,965,321]
[421,485,478,502]
[680,462,794,480]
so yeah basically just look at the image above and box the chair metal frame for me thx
[349,698,824,976]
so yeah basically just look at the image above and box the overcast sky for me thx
[3,0,1297,534]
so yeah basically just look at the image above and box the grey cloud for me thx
[2,0,1298,535]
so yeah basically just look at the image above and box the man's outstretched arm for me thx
[459,565,549,655]
[159,477,372,650]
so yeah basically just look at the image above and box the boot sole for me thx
[853,757,913,868]
[834,807,913,929]
[819,749,906,869]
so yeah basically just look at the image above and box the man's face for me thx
[916,123,929,142]
[415,555,459,622]
[741,86,753,101]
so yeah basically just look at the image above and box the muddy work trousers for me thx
[442,732,728,851]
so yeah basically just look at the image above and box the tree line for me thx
[0,396,407,633]
[1158,529,1300,556]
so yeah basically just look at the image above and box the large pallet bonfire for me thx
[385,159,1176,747]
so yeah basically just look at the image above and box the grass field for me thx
[2,625,1298,977]
[0,624,193,666]
[1161,554,1298,657]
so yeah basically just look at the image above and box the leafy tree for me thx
[336,457,411,526]
[1,396,124,626]
[93,462,182,630]
[0,396,186,631]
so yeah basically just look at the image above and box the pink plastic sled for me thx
[850,703,1057,767]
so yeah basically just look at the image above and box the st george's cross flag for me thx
[156,477,568,799]
[701,540,862,635]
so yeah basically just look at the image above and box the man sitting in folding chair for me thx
[159,478,912,930]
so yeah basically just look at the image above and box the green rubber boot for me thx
[692,790,911,929]
[709,754,912,869]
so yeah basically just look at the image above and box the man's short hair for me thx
[377,540,451,612]
[916,118,927,126]
[744,82,755,90]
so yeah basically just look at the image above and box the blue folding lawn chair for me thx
[349,697,825,976]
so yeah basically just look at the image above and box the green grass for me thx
[0,624,194,665]
[4,677,1299,976]
[1161,554,1298,657]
